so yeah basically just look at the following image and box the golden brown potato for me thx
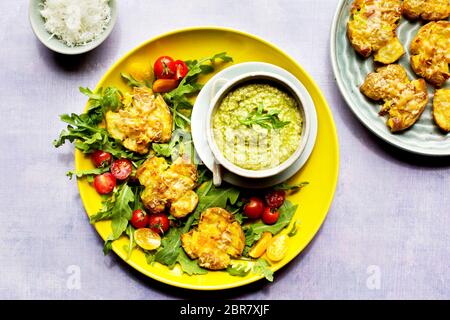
[433,89,450,132]
[105,87,172,154]
[373,38,405,64]
[347,0,403,62]
[136,156,198,216]
[181,208,245,270]
[410,21,450,87]
[402,0,450,21]
[361,64,429,132]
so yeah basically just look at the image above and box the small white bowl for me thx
[206,72,311,180]
[29,0,117,55]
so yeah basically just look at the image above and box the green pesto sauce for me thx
[212,83,302,170]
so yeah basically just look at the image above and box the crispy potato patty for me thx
[402,0,450,21]
[433,89,450,132]
[347,0,403,62]
[106,87,172,154]
[136,156,198,218]
[361,64,429,132]
[181,208,245,270]
[410,21,450,87]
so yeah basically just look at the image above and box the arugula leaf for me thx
[110,184,134,239]
[252,258,274,282]
[196,165,213,186]
[153,228,183,267]
[54,86,145,161]
[145,251,156,265]
[124,224,136,260]
[66,166,110,180]
[239,103,290,129]
[54,113,143,160]
[89,202,114,223]
[103,234,114,255]
[196,185,240,213]
[226,263,251,277]
[151,130,191,158]
[164,52,233,130]
[80,86,122,114]
[273,181,309,191]
[288,221,300,237]
[176,250,208,276]
[120,73,144,88]
[165,52,233,101]
[244,200,297,250]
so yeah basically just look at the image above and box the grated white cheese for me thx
[40,0,111,47]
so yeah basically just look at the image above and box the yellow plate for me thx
[75,27,339,290]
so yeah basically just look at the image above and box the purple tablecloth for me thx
[0,0,448,299]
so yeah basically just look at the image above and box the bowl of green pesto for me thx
[207,72,311,179]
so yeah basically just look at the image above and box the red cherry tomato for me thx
[148,213,170,235]
[130,209,149,229]
[174,60,189,80]
[90,150,112,168]
[110,159,132,181]
[262,207,280,225]
[153,56,176,79]
[265,190,286,208]
[243,197,265,219]
[93,173,116,195]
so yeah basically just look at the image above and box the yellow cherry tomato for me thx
[266,234,289,262]
[152,79,178,93]
[134,228,161,251]
[128,61,153,82]
[249,232,272,258]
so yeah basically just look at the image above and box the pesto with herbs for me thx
[212,83,302,170]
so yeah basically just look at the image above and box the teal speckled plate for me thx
[331,0,450,156]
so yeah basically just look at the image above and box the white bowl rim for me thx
[206,71,312,179]
[28,0,117,55]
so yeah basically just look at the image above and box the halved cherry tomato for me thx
[153,56,176,79]
[134,228,161,250]
[93,173,116,194]
[249,232,273,258]
[266,234,289,262]
[262,207,280,225]
[110,159,132,181]
[152,79,179,93]
[130,209,149,229]
[265,190,286,209]
[243,197,265,219]
[148,213,170,235]
[174,60,189,80]
[90,150,112,168]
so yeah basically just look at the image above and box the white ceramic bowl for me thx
[206,71,311,179]
[29,0,117,55]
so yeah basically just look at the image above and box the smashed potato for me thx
[433,89,450,132]
[410,21,450,87]
[347,0,403,63]
[136,156,198,218]
[373,37,405,64]
[402,0,450,21]
[106,87,172,154]
[181,208,245,270]
[361,64,429,132]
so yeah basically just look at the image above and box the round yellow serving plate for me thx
[75,27,339,290]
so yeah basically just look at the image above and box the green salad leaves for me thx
[53,88,143,161]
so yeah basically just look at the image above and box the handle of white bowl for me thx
[210,78,228,102]
[212,161,222,187]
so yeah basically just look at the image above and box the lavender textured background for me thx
[0,0,449,300]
